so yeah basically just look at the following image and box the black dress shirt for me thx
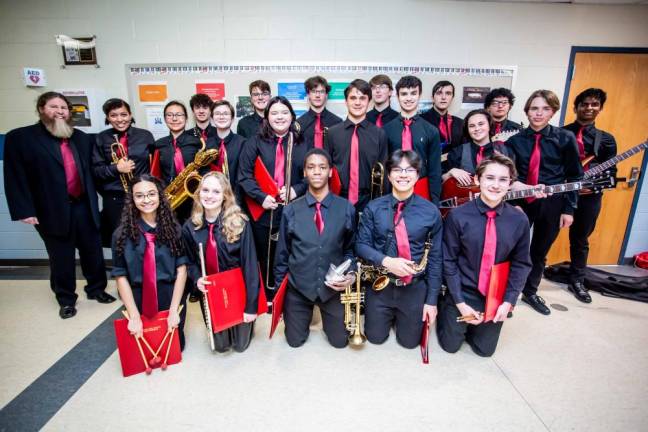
[237,134,310,227]
[325,118,388,212]
[154,130,202,186]
[111,220,189,293]
[355,194,443,305]
[443,198,532,308]
[297,108,343,148]
[366,106,399,127]
[506,125,583,214]
[562,122,617,176]
[446,141,510,174]
[383,114,442,204]
[206,131,246,201]
[93,126,155,193]
[236,113,263,139]
[274,192,356,302]
[195,123,217,141]
[420,109,465,151]
[182,217,260,314]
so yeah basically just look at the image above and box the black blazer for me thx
[3,122,101,236]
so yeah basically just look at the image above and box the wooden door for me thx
[547,52,648,265]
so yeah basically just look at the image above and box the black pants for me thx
[251,222,278,300]
[364,278,426,349]
[100,190,125,247]
[520,195,565,296]
[39,199,107,307]
[197,296,254,353]
[436,292,503,357]
[283,285,348,348]
[569,193,603,283]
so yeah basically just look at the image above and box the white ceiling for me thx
[454,0,648,4]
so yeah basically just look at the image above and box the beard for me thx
[40,114,74,139]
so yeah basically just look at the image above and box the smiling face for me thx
[107,106,132,133]
[345,88,370,122]
[388,157,419,195]
[467,113,490,144]
[268,102,292,136]
[164,104,187,134]
[476,162,512,207]
[397,87,421,117]
[526,96,555,130]
[199,175,224,212]
[251,86,271,112]
[575,96,602,124]
[39,97,70,123]
[212,105,233,130]
[433,85,454,112]
[132,180,160,216]
[192,104,211,123]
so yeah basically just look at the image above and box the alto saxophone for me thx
[362,237,432,291]
[165,131,219,210]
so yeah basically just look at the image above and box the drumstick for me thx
[123,309,156,372]
[139,337,161,366]
[134,337,152,375]
[161,327,177,371]
[153,305,185,358]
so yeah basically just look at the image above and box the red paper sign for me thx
[196,82,225,101]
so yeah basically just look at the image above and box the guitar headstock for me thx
[583,174,615,192]
[491,129,520,143]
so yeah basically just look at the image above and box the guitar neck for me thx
[505,182,583,201]
[584,141,648,179]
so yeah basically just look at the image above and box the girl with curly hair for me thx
[182,172,263,353]
[111,174,189,349]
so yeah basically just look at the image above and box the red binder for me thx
[269,275,290,338]
[114,310,181,377]
[413,177,430,200]
[329,166,342,195]
[245,157,279,221]
[484,261,510,322]
[150,150,161,179]
[420,316,430,364]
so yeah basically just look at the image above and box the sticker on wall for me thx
[195,81,225,101]
[24,68,47,87]
[138,82,168,104]
[461,86,490,110]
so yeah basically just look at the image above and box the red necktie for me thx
[376,112,383,128]
[494,122,502,135]
[60,139,82,198]
[314,113,324,149]
[476,145,485,166]
[438,115,449,143]
[526,133,542,203]
[314,202,324,234]
[348,125,360,205]
[576,126,586,160]
[401,119,413,151]
[216,139,227,172]
[142,231,158,319]
[201,129,207,141]
[172,137,185,176]
[119,133,128,158]
[205,223,219,275]
[274,136,285,189]
[394,201,412,284]
[477,210,497,296]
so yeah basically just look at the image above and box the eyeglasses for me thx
[213,112,232,118]
[133,191,159,201]
[251,91,270,98]
[391,167,418,175]
[310,90,327,95]
[372,84,389,91]
[490,100,510,107]
[165,113,185,119]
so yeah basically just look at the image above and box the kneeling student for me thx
[274,148,356,348]
[438,155,531,357]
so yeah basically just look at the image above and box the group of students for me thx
[3,73,617,358]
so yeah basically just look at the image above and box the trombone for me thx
[110,134,133,193]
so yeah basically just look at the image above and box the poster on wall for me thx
[138,82,168,104]
[277,81,306,102]
[328,82,351,101]
[23,68,47,87]
[195,81,225,101]
[145,106,167,139]
[56,89,106,133]
[236,96,253,119]
[461,86,490,110]
[417,100,433,115]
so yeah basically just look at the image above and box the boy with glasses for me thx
[366,75,398,128]
[297,76,342,149]
[237,80,271,139]
[484,88,521,135]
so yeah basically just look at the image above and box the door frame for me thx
[560,46,648,264]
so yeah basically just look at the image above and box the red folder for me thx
[245,157,279,221]
[114,310,181,377]
[420,316,430,364]
[413,177,430,200]
[269,274,290,338]
[484,261,510,322]
[256,267,269,316]
[150,150,161,179]
[329,166,342,195]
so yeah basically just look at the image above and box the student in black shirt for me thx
[562,88,617,303]
[297,75,342,149]
[93,98,155,246]
[383,75,441,204]
[190,93,216,141]
[236,80,271,139]
[366,74,398,127]
[325,79,388,214]
[484,88,522,135]
[356,150,442,349]
[182,172,261,353]
[439,154,531,357]
[274,148,356,348]
[112,175,188,349]
[421,80,464,152]
[444,109,509,186]
[238,96,309,298]
[507,90,583,315]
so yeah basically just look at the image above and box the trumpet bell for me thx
[349,332,366,347]
[373,275,390,291]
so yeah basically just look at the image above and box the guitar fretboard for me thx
[584,141,648,179]
[504,182,583,200]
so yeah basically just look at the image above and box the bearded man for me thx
[4,91,114,319]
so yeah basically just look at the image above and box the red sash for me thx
[245,157,280,221]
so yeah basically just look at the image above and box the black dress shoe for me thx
[521,294,551,315]
[568,282,592,303]
[87,291,116,304]
[189,292,201,303]
[59,305,77,319]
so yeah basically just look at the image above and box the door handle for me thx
[627,167,640,188]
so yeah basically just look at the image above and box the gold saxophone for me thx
[165,131,219,210]
[362,237,431,291]
[340,265,367,347]
[110,134,133,193]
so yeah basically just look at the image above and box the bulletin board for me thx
[124,62,516,139]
